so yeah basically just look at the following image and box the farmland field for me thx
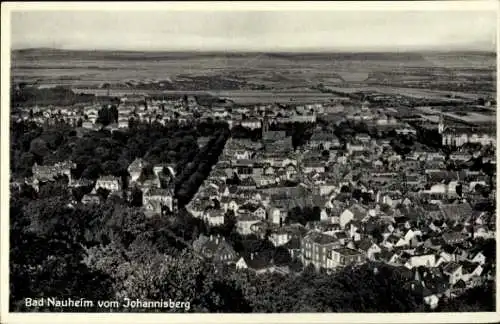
[11,49,496,102]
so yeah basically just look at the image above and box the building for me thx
[268,205,288,226]
[95,176,122,192]
[142,188,175,213]
[301,231,341,270]
[193,234,238,264]
[203,209,225,227]
[81,193,101,205]
[32,161,75,184]
[128,158,146,183]
[307,131,340,150]
[236,213,261,236]
[439,115,496,147]
[236,252,275,275]
[326,248,365,270]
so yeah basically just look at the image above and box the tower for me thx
[438,113,445,134]
[262,115,269,135]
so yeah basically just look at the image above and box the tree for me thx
[96,188,111,201]
[273,246,292,266]
[129,187,143,207]
[109,105,119,123]
[29,138,49,158]
[97,106,112,126]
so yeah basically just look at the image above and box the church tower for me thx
[438,113,445,134]
[262,115,269,135]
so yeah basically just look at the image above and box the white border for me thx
[1,1,499,323]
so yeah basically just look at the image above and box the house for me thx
[236,253,275,275]
[223,197,245,213]
[468,251,486,265]
[473,226,495,239]
[144,200,163,215]
[326,248,365,270]
[32,161,75,184]
[203,209,225,227]
[81,193,101,205]
[435,251,456,267]
[347,141,366,154]
[404,254,436,269]
[356,239,381,261]
[143,188,175,213]
[236,213,261,236]
[451,279,467,296]
[355,133,371,143]
[268,227,294,247]
[442,232,468,245]
[303,161,326,174]
[197,136,211,149]
[239,177,257,189]
[339,204,367,229]
[268,205,288,226]
[307,131,340,150]
[376,191,403,208]
[128,158,146,183]
[284,236,302,259]
[118,117,129,128]
[253,206,267,220]
[301,231,340,270]
[94,176,122,192]
[82,121,94,129]
[407,280,448,310]
[193,234,238,264]
[439,203,473,223]
[460,261,484,283]
[378,249,402,265]
[442,262,463,285]
[187,198,212,218]
[240,119,262,130]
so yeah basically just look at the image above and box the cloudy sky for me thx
[10,6,498,52]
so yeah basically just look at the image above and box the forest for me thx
[11,181,495,312]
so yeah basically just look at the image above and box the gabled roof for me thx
[128,158,145,172]
[243,253,274,270]
[453,279,467,289]
[442,262,462,274]
[206,209,225,218]
[263,131,287,142]
[357,238,377,252]
[194,234,237,259]
[283,236,301,250]
[304,231,337,245]
[348,204,368,220]
[439,203,473,222]
[237,213,260,222]
[460,260,482,274]
[332,247,363,257]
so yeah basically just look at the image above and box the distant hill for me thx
[12,48,496,62]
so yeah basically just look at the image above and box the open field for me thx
[11,49,496,102]
[323,85,487,101]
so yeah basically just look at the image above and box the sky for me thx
[10,8,498,52]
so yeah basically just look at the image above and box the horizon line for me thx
[12,47,497,54]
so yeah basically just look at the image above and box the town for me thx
[10,85,496,312]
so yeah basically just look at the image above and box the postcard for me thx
[1,1,498,323]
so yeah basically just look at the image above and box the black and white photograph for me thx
[1,1,498,323]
